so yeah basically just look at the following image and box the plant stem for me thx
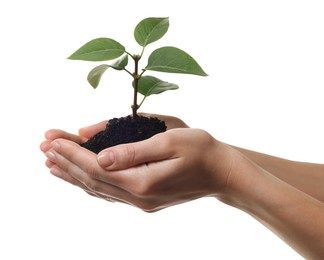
[132,55,140,118]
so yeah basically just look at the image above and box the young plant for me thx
[68,17,207,117]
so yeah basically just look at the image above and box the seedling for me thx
[68,17,207,117]
[67,17,207,153]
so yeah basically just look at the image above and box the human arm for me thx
[232,146,324,203]
[40,115,324,258]
[42,127,324,259]
[94,132,324,258]
[41,114,324,204]
[40,114,324,208]
[216,148,324,259]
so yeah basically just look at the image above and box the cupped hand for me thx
[40,114,190,203]
[42,127,235,212]
[40,120,108,167]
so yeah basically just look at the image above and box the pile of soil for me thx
[81,115,167,154]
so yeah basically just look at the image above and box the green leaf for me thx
[110,54,128,70]
[87,55,128,88]
[137,76,179,97]
[134,17,169,47]
[68,38,125,61]
[87,64,109,89]
[145,46,208,76]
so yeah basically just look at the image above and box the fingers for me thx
[50,139,102,177]
[40,140,52,153]
[50,164,120,204]
[45,129,85,143]
[45,142,115,194]
[78,120,108,139]
[49,139,126,187]
[45,141,147,206]
[97,131,176,170]
[48,138,164,195]
[41,120,108,149]
[44,150,105,196]
[40,129,86,154]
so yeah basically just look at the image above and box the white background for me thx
[1,0,323,259]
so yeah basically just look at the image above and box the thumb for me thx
[97,133,172,170]
[78,120,108,139]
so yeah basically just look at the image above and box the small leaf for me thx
[68,38,125,61]
[87,55,128,89]
[134,17,169,47]
[110,55,128,70]
[145,46,208,76]
[137,76,179,97]
[87,64,109,89]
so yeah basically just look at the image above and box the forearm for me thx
[218,153,324,259]
[232,146,324,203]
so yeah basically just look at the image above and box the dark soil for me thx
[81,115,167,154]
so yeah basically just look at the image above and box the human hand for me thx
[40,114,191,202]
[42,127,235,211]
[40,120,108,167]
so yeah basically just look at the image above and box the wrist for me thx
[215,152,290,218]
[212,147,268,211]
[206,142,250,200]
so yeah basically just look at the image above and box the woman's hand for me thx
[40,120,108,167]
[40,114,192,203]
[42,127,235,211]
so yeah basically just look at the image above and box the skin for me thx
[40,114,324,259]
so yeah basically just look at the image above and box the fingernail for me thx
[98,151,115,167]
[50,167,62,177]
[45,151,56,163]
[51,141,61,152]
